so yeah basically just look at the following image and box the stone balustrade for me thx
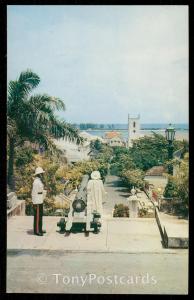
[7,191,25,218]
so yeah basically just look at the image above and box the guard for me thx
[31,167,47,236]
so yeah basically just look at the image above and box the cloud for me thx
[7,5,188,123]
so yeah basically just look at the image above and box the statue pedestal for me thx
[129,200,139,218]
[128,194,139,218]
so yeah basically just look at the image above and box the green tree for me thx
[90,139,103,152]
[163,153,189,216]
[129,132,183,171]
[15,146,35,167]
[120,168,145,190]
[110,147,135,175]
[111,153,135,175]
[7,69,82,190]
[96,144,114,163]
[113,146,130,156]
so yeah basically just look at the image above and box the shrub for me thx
[113,204,129,217]
[163,178,177,198]
[139,207,149,217]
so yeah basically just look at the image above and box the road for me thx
[103,175,129,216]
[7,251,188,294]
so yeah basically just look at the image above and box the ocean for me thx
[78,123,188,130]
[79,124,189,141]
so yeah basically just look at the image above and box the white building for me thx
[104,131,124,147]
[128,114,140,147]
[53,132,105,164]
[79,131,105,143]
[53,138,90,164]
[108,137,124,147]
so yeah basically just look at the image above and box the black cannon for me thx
[72,174,89,213]
[57,174,101,234]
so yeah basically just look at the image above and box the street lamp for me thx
[165,124,176,174]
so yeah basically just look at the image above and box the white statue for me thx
[87,171,106,215]
[127,186,139,218]
[86,171,107,231]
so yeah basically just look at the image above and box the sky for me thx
[7,5,188,124]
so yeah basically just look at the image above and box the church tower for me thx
[128,114,140,147]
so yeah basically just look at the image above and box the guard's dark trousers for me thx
[33,204,43,234]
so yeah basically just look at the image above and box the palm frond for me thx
[24,97,54,125]
[50,120,84,145]
[18,69,40,89]
[8,70,40,118]
[47,96,65,111]
[8,81,28,114]
[27,94,65,122]
[28,94,65,111]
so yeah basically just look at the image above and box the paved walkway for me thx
[7,216,167,253]
[103,175,130,216]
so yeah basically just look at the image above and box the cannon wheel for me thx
[92,222,100,234]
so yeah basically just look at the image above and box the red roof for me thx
[105,131,121,139]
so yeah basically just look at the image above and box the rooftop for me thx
[104,131,121,139]
[146,166,166,176]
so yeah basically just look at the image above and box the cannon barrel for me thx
[72,174,89,213]
[57,174,102,233]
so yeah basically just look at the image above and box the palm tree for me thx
[7,69,83,190]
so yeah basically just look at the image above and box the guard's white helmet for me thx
[34,167,45,176]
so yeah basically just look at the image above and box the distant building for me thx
[128,114,140,147]
[53,131,105,164]
[109,137,124,147]
[53,138,90,164]
[104,131,124,147]
[145,166,168,190]
[105,131,121,139]
[79,131,105,143]
[146,166,166,176]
